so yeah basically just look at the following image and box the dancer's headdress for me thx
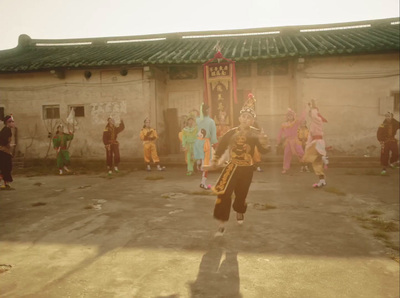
[240,93,256,118]
[309,99,328,123]
[187,110,197,121]
[3,114,14,124]
[199,103,209,121]
[385,111,393,117]
[286,108,296,118]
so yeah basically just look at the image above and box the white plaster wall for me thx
[236,62,297,147]
[0,68,150,160]
[0,53,398,159]
[297,53,399,156]
[166,66,204,119]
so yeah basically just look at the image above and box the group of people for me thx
[53,116,166,176]
[1,103,399,239]
[206,96,340,235]
[276,99,329,187]
[179,104,218,189]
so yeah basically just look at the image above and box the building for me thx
[0,17,399,159]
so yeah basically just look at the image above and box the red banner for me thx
[203,51,237,129]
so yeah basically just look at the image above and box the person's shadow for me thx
[189,240,242,297]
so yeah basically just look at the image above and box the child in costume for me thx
[207,94,271,236]
[194,128,209,183]
[103,117,125,175]
[377,112,399,175]
[0,115,16,189]
[194,104,218,189]
[182,114,198,176]
[53,124,74,175]
[276,108,307,174]
[301,99,329,188]
[252,119,263,172]
[140,117,165,171]
[178,117,187,166]
[297,120,310,172]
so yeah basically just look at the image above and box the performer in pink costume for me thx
[277,108,307,174]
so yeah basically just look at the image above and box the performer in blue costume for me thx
[194,103,218,189]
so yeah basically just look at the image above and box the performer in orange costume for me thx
[140,117,165,171]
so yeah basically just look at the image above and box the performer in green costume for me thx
[53,124,74,175]
[182,113,198,175]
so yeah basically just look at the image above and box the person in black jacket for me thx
[0,115,16,189]
[207,94,271,236]
[103,117,125,175]
[377,112,399,175]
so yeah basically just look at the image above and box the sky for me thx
[0,0,399,50]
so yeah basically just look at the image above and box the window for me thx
[0,107,4,121]
[43,105,60,120]
[235,63,251,77]
[257,60,289,76]
[69,105,85,117]
[169,66,198,80]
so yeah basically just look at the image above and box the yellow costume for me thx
[140,127,160,165]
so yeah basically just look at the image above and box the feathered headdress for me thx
[286,108,296,118]
[3,114,14,124]
[309,99,328,123]
[240,93,256,118]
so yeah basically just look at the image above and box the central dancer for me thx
[207,94,271,236]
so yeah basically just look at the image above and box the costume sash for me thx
[212,162,237,195]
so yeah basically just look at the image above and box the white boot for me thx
[313,179,326,188]
[236,213,244,225]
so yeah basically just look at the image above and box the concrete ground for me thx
[0,164,399,298]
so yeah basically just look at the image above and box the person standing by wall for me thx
[277,108,307,174]
[103,117,125,175]
[194,103,217,189]
[140,117,165,171]
[53,124,74,175]
[301,100,329,188]
[252,120,264,172]
[182,114,198,176]
[297,119,310,172]
[377,112,399,175]
[0,115,16,189]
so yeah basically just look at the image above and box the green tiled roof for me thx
[0,18,398,73]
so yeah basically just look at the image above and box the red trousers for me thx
[106,143,120,168]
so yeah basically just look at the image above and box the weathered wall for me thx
[0,52,398,159]
[297,53,400,156]
[0,67,152,159]
[236,60,297,146]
